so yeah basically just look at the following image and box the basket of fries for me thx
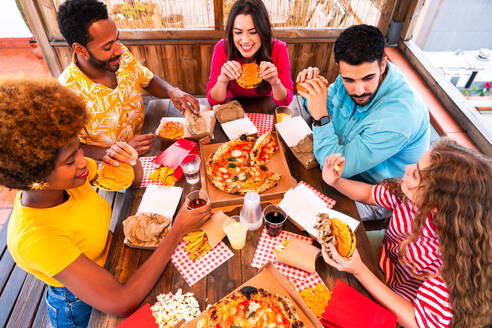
[182,210,230,262]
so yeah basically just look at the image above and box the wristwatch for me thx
[313,115,331,127]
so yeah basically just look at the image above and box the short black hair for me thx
[334,24,385,65]
[57,0,108,46]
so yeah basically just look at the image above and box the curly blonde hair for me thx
[397,138,492,327]
[0,78,88,189]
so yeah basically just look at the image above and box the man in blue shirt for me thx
[297,24,430,220]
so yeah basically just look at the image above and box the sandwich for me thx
[158,121,184,139]
[296,75,329,93]
[94,162,135,191]
[314,213,356,258]
[236,62,262,89]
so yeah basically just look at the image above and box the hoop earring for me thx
[28,181,49,190]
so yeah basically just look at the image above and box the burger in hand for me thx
[236,63,262,89]
[315,213,356,258]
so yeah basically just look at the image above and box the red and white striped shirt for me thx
[372,185,453,327]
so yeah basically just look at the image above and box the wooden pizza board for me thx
[180,263,323,328]
[199,133,297,209]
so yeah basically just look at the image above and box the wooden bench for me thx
[0,188,124,328]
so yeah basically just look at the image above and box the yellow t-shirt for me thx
[7,158,112,287]
[59,43,154,147]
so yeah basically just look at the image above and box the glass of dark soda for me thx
[263,204,287,237]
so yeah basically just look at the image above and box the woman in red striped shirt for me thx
[321,138,491,327]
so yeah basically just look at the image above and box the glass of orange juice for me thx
[223,215,248,250]
[275,106,297,123]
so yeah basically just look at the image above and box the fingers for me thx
[182,95,200,114]
[222,61,241,80]
[102,153,120,167]
[296,67,320,83]
[321,244,343,271]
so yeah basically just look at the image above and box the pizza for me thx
[205,134,281,195]
[251,132,279,165]
[197,286,304,328]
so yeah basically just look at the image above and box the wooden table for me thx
[89,96,380,327]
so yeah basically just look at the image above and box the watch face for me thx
[320,116,330,125]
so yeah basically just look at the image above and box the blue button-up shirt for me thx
[304,62,430,183]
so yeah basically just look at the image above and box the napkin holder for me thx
[152,138,198,180]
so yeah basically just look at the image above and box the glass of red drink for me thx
[263,204,287,237]
[185,190,209,210]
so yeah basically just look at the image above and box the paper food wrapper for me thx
[275,116,317,169]
[221,116,258,140]
[199,210,228,248]
[213,100,245,123]
[137,185,182,219]
[152,139,198,180]
[279,183,359,239]
[275,116,312,147]
[276,237,320,273]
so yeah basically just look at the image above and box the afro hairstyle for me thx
[0,78,88,189]
[57,0,108,46]
[334,24,385,65]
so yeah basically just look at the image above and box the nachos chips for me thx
[94,162,135,191]
[123,212,171,247]
[296,75,329,93]
[236,63,262,89]
[315,213,356,258]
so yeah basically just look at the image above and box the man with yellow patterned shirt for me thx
[57,0,199,160]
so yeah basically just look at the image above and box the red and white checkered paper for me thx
[300,181,336,209]
[252,228,324,292]
[171,240,234,286]
[138,156,167,188]
[246,113,274,136]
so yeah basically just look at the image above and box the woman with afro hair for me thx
[0,78,211,328]
[321,139,492,327]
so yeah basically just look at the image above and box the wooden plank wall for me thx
[53,41,338,95]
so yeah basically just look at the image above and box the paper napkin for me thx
[279,183,358,238]
[137,185,182,219]
[275,115,312,147]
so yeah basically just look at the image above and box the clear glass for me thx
[180,154,201,184]
[262,204,287,237]
[185,189,209,210]
[275,106,299,123]
[223,215,248,250]
[240,191,263,231]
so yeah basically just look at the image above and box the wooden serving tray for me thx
[199,132,296,209]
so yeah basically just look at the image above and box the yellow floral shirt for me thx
[59,44,154,147]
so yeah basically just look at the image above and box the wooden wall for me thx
[52,40,339,95]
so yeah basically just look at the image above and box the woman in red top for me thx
[321,138,491,328]
[206,0,293,106]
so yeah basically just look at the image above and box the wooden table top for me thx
[88,96,380,327]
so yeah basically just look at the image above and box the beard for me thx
[349,92,376,107]
[87,50,120,72]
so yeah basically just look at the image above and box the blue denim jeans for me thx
[45,285,92,328]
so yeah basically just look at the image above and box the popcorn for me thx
[150,289,201,328]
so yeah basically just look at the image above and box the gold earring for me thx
[28,181,49,190]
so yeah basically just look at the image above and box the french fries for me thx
[149,166,177,186]
[298,283,332,318]
[183,230,211,261]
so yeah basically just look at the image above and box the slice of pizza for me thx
[250,132,279,165]
[197,286,304,328]
[212,136,256,166]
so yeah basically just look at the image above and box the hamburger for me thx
[296,75,329,93]
[158,121,184,139]
[236,63,262,89]
[94,162,135,191]
[314,213,356,258]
